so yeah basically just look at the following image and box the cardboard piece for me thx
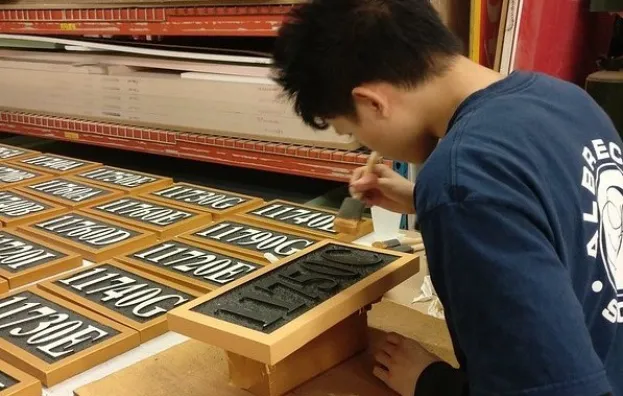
[73,166,172,194]
[0,191,66,228]
[237,200,373,242]
[0,229,81,289]
[117,238,265,293]
[16,176,124,209]
[0,287,139,387]
[178,218,321,264]
[0,144,38,162]
[10,154,100,176]
[39,260,202,343]
[81,197,213,239]
[0,359,41,396]
[142,182,264,220]
[168,241,420,365]
[0,165,50,189]
[18,212,157,262]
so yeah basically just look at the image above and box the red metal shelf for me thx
[0,111,384,182]
[0,4,293,36]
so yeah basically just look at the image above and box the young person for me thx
[271,1,623,395]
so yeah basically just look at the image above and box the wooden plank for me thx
[17,211,157,262]
[72,166,172,195]
[168,240,420,365]
[0,190,66,228]
[0,287,139,387]
[0,165,50,189]
[236,199,373,242]
[8,154,100,176]
[38,261,202,343]
[0,144,38,162]
[141,182,264,221]
[0,359,41,396]
[0,229,81,289]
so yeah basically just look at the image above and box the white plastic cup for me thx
[370,206,403,240]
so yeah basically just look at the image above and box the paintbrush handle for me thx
[365,151,381,174]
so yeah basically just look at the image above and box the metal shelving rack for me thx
[0,2,387,182]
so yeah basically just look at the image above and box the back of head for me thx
[272,0,462,130]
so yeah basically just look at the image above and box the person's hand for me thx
[373,332,442,396]
[349,164,415,214]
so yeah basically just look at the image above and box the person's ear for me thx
[352,86,390,120]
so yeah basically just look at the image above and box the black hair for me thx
[272,0,463,129]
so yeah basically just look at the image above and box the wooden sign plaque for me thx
[18,212,157,262]
[0,191,66,228]
[16,176,124,209]
[39,261,201,343]
[73,166,172,194]
[0,229,81,289]
[81,197,212,239]
[168,240,420,365]
[0,359,41,396]
[142,182,264,220]
[238,200,373,241]
[12,154,100,176]
[0,287,139,386]
[0,165,50,189]
[179,219,321,263]
[118,238,264,293]
[0,145,38,162]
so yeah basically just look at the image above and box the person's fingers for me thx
[350,166,367,185]
[372,365,390,383]
[386,332,404,346]
[350,172,380,193]
[374,351,393,368]
[381,341,398,357]
[371,163,398,178]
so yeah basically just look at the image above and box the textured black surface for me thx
[0,291,119,363]
[0,191,51,218]
[148,183,251,212]
[0,166,41,186]
[93,198,194,227]
[26,178,114,203]
[54,264,195,323]
[34,213,140,248]
[0,369,17,390]
[77,167,163,189]
[192,221,317,258]
[192,244,399,333]
[247,202,337,234]
[0,231,67,273]
[18,155,94,173]
[130,240,261,287]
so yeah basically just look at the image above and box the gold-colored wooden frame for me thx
[0,359,41,396]
[0,144,39,162]
[0,165,51,189]
[0,229,81,289]
[178,218,322,263]
[141,182,264,220]
[168,240,421,365]
[117,237,267,293]
[15,176,125,209]
[73,166,173,194]
[236,199,373,242]
[39,260,202,343]
[0,287,140,387]
[9,154,101,176]
[80,197,213,239]
[0,192,67,228]
[17,211,158,262]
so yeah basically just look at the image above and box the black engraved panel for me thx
[26,178,114,203]
[130,240,260,287]
[0,166,41,187]
[0,231,67,273]
[149,184,251,212]
[192,221,317,258]
[53,264,195,323]
[0,291,119,363]
[19,155,92,173]
[191,244,398,333]
[247,202,337,234]
[0,191,51,218]
[0,370,17,391]
[78,167,159,189]
[34,214,140,248]
[93,198,194,227]
[0,145,29,160]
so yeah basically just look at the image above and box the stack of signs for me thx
[18,212,157,262]
[16,177,124,209]
[0,288,139,386]
[0,230,81,289]
[0,191,66,228]
[73,166,172,195]
[118,239,264,293]
[40,261,201,343]
[237,200,373,242]
[179,218,321,264]
[0,165,50,189]
[0,359,41,396]
[142,182,264,220]
[10,154,101,177]
[0,144,38,162]
[81,197,212,239]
